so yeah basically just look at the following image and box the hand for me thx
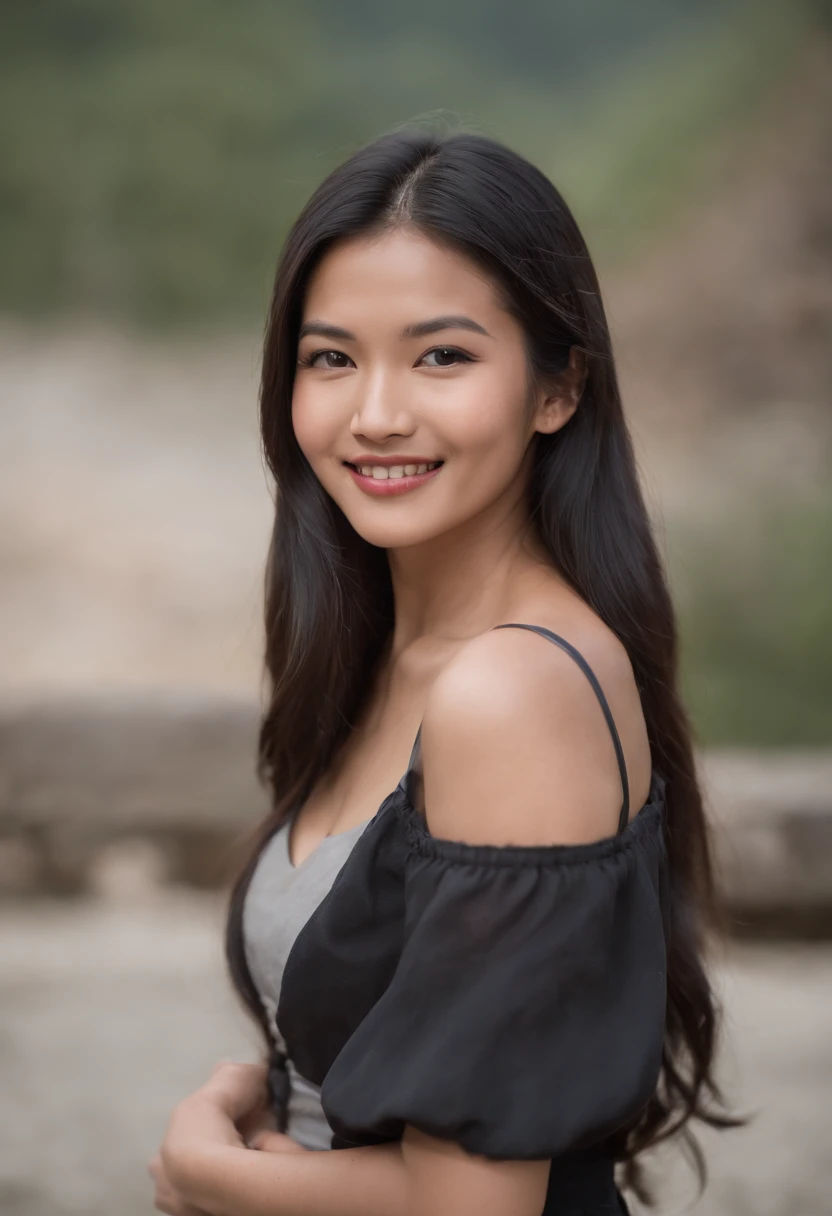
[151,1063,257,1210]
[149,1060,307,1212]
[195,1059,271,1123]
[233,1076,310,1155]
[148,1149,211,1216]
[246,1123,310,1155]
[204,1060,308,1154]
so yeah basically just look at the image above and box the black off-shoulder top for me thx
[248,624,671,1215]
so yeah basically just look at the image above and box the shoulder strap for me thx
[492,623,630,833]
[404,622,631,833]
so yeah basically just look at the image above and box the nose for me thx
[349,364,414,441]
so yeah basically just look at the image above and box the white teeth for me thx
[356,461,441,479]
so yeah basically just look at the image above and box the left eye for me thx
[420,347,472,368]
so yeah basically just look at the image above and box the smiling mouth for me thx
[343,461,444,480]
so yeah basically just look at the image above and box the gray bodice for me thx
[242,809,372,1150]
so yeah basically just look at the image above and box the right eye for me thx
[298,349,354,369]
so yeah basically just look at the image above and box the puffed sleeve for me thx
[320,779,669,1160]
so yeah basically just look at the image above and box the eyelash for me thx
[297,345,476,370]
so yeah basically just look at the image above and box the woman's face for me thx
[292,226,574,550]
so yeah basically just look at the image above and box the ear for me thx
[532,347,587,436]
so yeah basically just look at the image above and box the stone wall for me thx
[2,694,831,932]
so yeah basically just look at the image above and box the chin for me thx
[344,516,444,551]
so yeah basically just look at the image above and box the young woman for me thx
[150,126,739,1216]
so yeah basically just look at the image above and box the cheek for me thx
[291,383,339,463]
[440,372,528,464]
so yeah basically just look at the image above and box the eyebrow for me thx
[298,315,492,342]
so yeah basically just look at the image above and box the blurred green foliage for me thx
[673,490,832,746]
[1,0,826,748]
[0,0,810,328]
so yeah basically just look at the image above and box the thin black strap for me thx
[404,622,631,833]
[493,623,630,832]
[406,724,423,774]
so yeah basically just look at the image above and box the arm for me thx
[178,1137,409,1216]
[389,625,640,1214]
[181,1128,550,1216]
[156,1063,409,1216]
[160,626,643,1216]
[161,1090,547,1216]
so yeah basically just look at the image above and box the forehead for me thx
[301,227,504,320]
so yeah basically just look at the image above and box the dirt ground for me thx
[0,891,829,1216]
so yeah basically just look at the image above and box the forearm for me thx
[179,1140,409,1216]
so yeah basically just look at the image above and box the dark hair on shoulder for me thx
[225,123,744,1206]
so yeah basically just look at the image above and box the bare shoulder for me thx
[419,616,649,846]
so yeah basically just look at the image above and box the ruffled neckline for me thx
[395,769,667,867]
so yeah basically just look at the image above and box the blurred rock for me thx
[0,691,268,895]
[0,836,42,896]
[701,750,832,937]
[2,694,832,933]
[88,838,170,902]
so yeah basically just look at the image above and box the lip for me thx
[345,462,444,496]
[343,455,442,467]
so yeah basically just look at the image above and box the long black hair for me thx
[226,124,743,1205]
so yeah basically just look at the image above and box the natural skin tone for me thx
[150,226,652,1215]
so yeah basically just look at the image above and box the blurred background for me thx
[0,1,830,1214]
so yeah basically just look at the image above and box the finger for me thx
[249,1130,309,1154]
[210,1058,236,1077]
[210,1059,266,1077]
[237,1104,276,1141]
[203,1061,268,1096]
[199,1061,269,1119]
[149,1156,209,1215]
